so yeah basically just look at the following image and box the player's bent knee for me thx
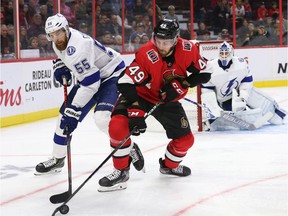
[109,115,130,140]
[94,111,111,134]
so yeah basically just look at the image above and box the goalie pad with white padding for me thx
[201,90,222,120]
[246,87,287,125]
[208,108,264,131]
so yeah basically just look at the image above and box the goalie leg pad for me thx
[247,87,287,125]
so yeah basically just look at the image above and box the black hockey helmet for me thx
[153,19,180,40]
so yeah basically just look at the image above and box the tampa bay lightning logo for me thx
[67,46,76,56]
[220,78,239,97]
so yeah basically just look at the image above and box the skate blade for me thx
[34,168,63,176]
[98,182,127,192]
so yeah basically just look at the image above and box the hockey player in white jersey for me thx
[35,13,144,175]
[201,41,287,130]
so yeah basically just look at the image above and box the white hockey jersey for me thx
[53,28,123,108]
[201,56,253,104]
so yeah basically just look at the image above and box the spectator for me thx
[216,28,231,41]
[248,25,273,46]
[243,0,252,19]
[203,31,212,41]
[143,15,153,38]
[19,3,33,30]
[133,0,146,17]
[60,0,76,27]
[100,31,114,45]
[257,2,268,21]
[236,18,249,46]
[110,14,122,36]
[74,0,89,26]
[46,0,54,16]
[96,14,113,37]
[164,5,179,23]
[1,6,5,24]
[196,21,209,38]
[213,0,230,34]
[181,21,192,40]
[19,26,29,49]
[38,33,54,57]
[28,36,39,49]
[126,34,141,52]
[140,34,150,44]
[268,2,279,18]
[111,34,122,52]
[78,22,89,35]
[1,24,14,55]
[27,13,45,38]
[230,0,245,20]
[39,4,49,22]
[129,22,147,43]
[4,0,14,25]
[242,21,257,46]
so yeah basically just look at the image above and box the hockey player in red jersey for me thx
[98,19,212,192]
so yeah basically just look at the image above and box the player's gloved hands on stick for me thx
[127,105,147,136]
[60,105,82,135]
[161,77,189,102]
[53,59,72,86]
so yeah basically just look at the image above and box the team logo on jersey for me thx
[146,49,159,63]
[67,46,76,56]
[180,117,189,128]
[220,78,239,97]
[163,69,176,81]
[182,40,192,51]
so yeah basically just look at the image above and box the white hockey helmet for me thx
[219,41,234,66]
[45,13,69,41]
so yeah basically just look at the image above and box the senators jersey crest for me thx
[146,49,159,64]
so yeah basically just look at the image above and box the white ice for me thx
[0,87,287,216]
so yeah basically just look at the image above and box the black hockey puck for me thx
[59,204,69,214]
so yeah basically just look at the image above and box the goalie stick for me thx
[50,77,73,204]
[51,99,163,215]
[183,97,273,130]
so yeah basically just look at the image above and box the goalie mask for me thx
[219,41,233,66]
[45,13,69,41]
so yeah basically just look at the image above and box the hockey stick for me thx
[183,97,272,130]
[50,77,73,204]
[51,99,163,215]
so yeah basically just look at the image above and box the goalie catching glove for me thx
[127,105,147,136]
[161,77,189,102]
[53,58,72,86]
[232,89,248,112]
[60,105,82,134]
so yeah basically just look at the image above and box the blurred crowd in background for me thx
[1,0,287,60]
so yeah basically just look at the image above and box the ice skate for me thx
[159,158,191,177]
[34,157,65,175]
[130,143,145,172]
[98,168,129,192]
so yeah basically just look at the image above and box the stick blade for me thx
[50,191,71,204]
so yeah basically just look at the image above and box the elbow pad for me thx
[185,72,211,88]
[117,83,139,105]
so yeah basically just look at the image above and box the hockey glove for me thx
[161,77,189,102]
[53,59,72,86]
[128,105,147,136]
[232,89,247,112]
[60,105,82,135]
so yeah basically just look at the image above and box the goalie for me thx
[201,41,287,131]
